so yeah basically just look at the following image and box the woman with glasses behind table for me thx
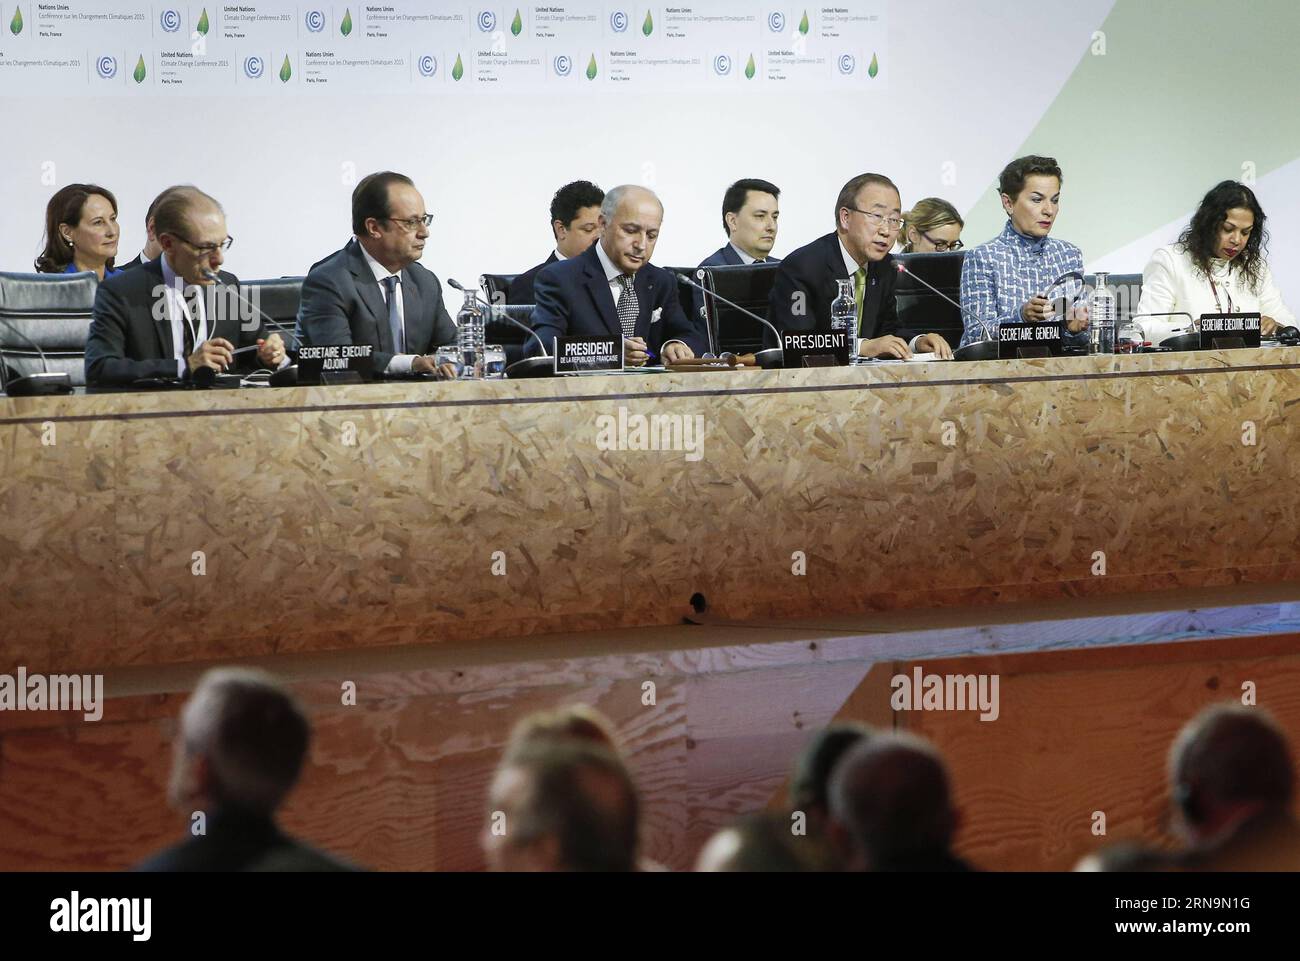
[898,198,964,254]
[34,183,121,280]
[1136,180,1295,344]
[958,155,1090,349]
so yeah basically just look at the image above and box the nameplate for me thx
[998,322,1064,359]
[554,337,624,374]
[783,330,851,367]
[297,344,375,385]
[1199,312,1261,350]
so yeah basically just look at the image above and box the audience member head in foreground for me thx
[503,701,621,760]
[483,738,639,872]
[695,812,832,871]
[828,731,970,871]
[1168,702,1300,870]
[140,667,352,871]
[788,721,873,842]
[35,183,121,280]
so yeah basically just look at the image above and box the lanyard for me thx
[1208,277,1234,314]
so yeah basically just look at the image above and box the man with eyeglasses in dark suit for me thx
[768,173,952,360]
[85,186,288,386]
[297,170,457,378]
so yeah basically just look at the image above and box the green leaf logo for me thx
[511,9,522,36]
[9,6,22,35]
[585,54,597,80]
[196,8,209,35]
[133,54,146,84]
[744,54,755,79]
[279,55,292,83]
[340,8,352,36]
[798,10,809,35]
[867,52,878,78]
[641,10,653,36]
[451,53,463,81]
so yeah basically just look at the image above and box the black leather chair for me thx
[0,270,98,389]
[689,263,780,356]
[894,251,965,349]
[242,277,304,347]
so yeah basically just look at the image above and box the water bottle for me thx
[1090,271,1116,354]
[456,288,485,379]
[831,278,858,364]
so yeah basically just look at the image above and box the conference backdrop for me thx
[1,0,1297,300]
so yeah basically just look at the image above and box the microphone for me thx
[675,270,784,368]
[894,260,995,345]
[0,317,74,396]
[193,269,296,387]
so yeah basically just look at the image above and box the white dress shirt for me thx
[730,242,760,266]
[593,242,685,356]
[161,253,207,378]
[358,242,413,375]
[837,238,923,354]
[1137,243,1295,342]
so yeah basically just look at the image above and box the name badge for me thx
[298,344,375,384]
[997,322,1064,359]
[782,330,851,367]
[554,337,624,374]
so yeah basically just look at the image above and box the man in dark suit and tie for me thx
[506,180,604,305]
[769,173,952,360]
[529,185,706,366]
[700,178,782,268]
[137,667,355,872]
[297,171,457,378]
[85,186,287,386]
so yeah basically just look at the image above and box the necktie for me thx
[853,266,867,336]
[382,275,404,353]
[181,287,200,358]
[616,274,639,339]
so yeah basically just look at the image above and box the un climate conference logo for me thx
[713,54,732,76]
[96,55,118,79]
[767,12,785,32]
[305,10,325,33]
[553,54,572,77]
[838,54,855,75]
[159,9,181,33]
[610,11,628,32]
[477,11,496,32]
[244,55,265,79]
[418,55,437,77]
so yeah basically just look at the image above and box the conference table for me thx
[4,346,1298,676]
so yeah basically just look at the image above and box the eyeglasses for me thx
[384,214,435,231]
[920,230,963,252]
[168,232,234,254]
[845,207,905,232]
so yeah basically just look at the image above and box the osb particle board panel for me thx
[3,350,1299,671]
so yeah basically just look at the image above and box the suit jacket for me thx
[84,256,266,386]
[118,253,146,271]
[767,232,900,340]
[699,243,782,269]
[529,243,706,356]
[296,238,456,373]
[136,808,356,873]
[506,250,558,305]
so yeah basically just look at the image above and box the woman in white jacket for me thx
[1137,180,1295,342]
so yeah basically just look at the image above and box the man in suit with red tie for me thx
[529,185,706,366]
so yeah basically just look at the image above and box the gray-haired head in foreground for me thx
[828,731,955,867]
[177,667,310,816]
